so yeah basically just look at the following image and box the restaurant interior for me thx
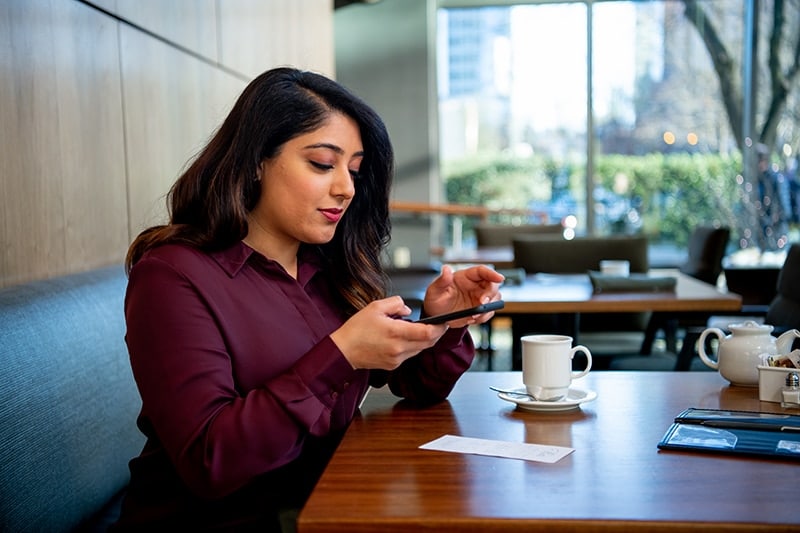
[2,1,800,532]
[332,0,800,373]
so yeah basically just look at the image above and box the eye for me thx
[349,169,361,180]
[310,161,333,171]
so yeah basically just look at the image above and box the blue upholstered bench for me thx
[0,266,144,532]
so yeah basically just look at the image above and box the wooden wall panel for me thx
[55,3,129,272]
[0,0,335,287]
[90,0,220,65]
[120,25,244,237]
[0,0,127,286]
[1,1,64,285]
[91,0,335,79]
[218,0,335,79]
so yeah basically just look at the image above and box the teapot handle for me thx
[697,328,724,370]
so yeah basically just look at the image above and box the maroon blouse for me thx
[116,242,474,528]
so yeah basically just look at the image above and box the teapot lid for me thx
[727,320,774,333]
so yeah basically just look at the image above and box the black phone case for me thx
[416,300,504,325]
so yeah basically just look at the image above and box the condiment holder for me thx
[758,365,799,402]
[758,349,800,403]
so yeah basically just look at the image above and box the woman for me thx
[113,67,503,531]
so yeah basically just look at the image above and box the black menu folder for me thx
[658,408,800,460]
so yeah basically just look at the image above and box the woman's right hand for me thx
[329,296,449,370]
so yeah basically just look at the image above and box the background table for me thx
[499,271,741,370]
[498,270,741,314]
[388,269,742,370]
[298,371,798,533]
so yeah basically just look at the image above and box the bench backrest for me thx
[0,266,144,532]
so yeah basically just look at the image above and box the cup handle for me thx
[697,328,723,370]
[570,345,592,379]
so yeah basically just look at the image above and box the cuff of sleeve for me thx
[438,325,469,347]
[293,336,357,404]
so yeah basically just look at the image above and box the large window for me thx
[438,0,800,257]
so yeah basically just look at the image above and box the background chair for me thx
[475,222,563,247]
[638,225,730,356]
[680,226,731,284]
[511,234,649,274]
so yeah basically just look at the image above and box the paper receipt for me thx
[419,434,574,463]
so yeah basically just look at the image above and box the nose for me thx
[332,166,355,199]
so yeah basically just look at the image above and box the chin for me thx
[306,231,337,245]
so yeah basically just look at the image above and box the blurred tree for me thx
[682,0,799,152]
[682,0,799,248]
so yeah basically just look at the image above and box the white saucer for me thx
[497,387,597,412]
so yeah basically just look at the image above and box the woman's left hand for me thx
[422,265,504,328]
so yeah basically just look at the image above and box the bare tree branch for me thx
[683,0,800,152]
[760,0,800,146]
[681,0,744,150]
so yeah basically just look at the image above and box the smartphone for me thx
[415,300,504,325]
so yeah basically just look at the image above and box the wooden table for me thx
[499,270,741,314]
[298,371,800,533]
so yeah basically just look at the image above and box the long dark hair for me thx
[126,67,394,312]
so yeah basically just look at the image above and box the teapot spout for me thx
[776,329,800,354]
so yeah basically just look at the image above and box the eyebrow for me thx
[303,142,364,158]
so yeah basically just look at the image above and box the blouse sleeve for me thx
[382,326,475,404]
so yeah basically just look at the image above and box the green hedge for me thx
[444,152,743,247]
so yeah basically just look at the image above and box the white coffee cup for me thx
[521,334,592,401]
[599,259,630,276]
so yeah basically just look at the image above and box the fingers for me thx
[424,265,504,314]
[332,297,449,370]
[459,264,505,284]
[426,264,454,293]
[372,295,413,320]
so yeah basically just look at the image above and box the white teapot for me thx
[698,321,800,386]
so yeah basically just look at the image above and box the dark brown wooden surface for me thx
[298,371,799,532]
